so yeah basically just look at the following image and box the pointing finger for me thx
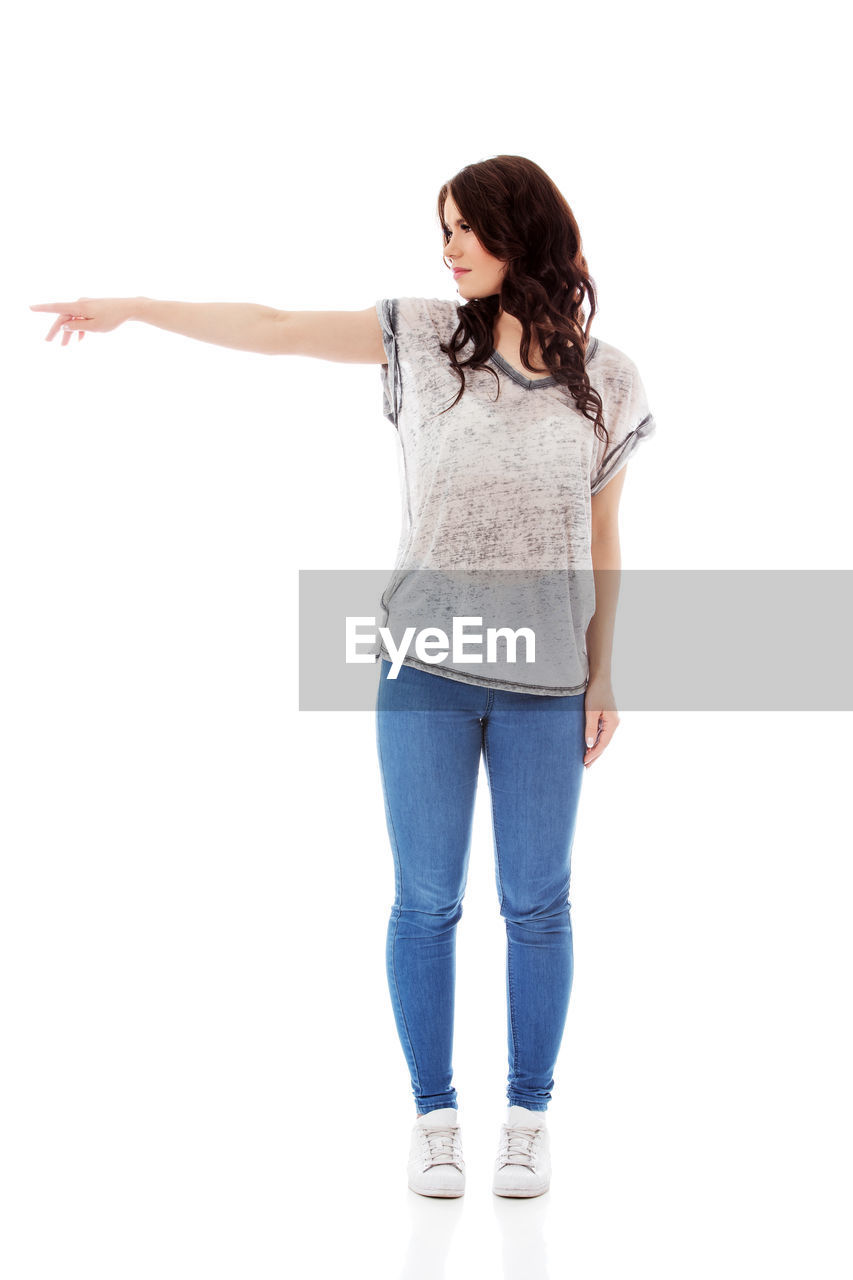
[30,303,86,314]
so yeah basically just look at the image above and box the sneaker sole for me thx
[493,1180,550,1198]
[409,1183,465,1198]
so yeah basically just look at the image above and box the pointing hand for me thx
[29,297,135,346]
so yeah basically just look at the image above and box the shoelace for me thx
[498,1123,542,1170]
[420,1124,464,1170]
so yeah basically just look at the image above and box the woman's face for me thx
[442,192,507,300]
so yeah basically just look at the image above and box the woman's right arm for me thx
[29,296,389,364]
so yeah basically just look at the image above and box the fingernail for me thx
[586,738,594,748]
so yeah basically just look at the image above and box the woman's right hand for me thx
[29,297,140,346]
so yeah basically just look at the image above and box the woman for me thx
[30,154,657,1201]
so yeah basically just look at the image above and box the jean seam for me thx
[482,720,505,911]
[482,711,519,1095]
[376,717,422,1094]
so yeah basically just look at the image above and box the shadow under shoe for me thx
[407,1107,465,1198]
[493,1105,551,1198]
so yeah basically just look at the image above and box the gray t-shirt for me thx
[373,296,656,695]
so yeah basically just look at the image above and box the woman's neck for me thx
[493,311,549,373]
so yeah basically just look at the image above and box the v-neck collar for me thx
[488,337,599,389]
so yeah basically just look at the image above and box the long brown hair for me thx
[435,155,608,452]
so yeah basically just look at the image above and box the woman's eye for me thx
[443,224,471,238]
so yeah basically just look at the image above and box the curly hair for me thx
[435,155,608,454]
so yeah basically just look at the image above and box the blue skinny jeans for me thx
[375,657,586,1117]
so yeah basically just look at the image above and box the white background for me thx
[3,1,851,1277]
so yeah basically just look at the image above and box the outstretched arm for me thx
[29,296,389,364]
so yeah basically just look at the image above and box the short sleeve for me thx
[375,299,402,428]
[374,297,457,429]
[589,358,657,495]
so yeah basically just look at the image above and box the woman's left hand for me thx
[583,675,620,768]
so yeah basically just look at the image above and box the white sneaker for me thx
[407,1107,465,1198]
[493,1105,551,1197]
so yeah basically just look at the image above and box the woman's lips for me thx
[453,269,470,277]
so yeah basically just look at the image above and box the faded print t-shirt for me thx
[373,296,656,695]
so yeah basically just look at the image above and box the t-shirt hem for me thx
[377,649,588,697]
